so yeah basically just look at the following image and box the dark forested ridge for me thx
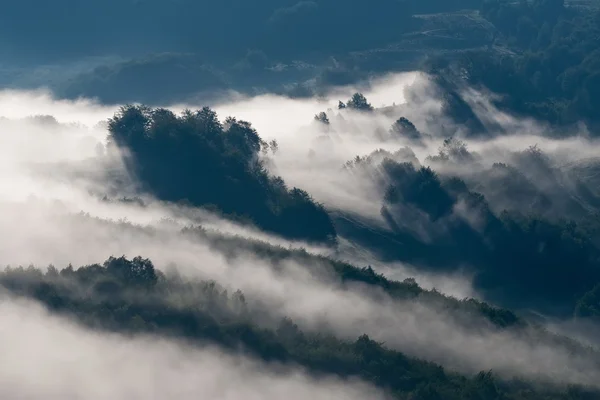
[428,0,600,131]
[10,87,598,398]
[327,103,600,316]
[107,105,336,243]
[4,0,600,398]
[2,0,599,130]
[3,256,598,400]
[102,93,600,318]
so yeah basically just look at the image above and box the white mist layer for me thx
[0,74,599,390]
[0,296,384,400]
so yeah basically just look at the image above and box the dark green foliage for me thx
[107,105,336,243]
[438,0,600,130]
[575,284,600,320]
[341,153,600,315]
[382,160,455,220]
[1,258,595,400]
[390,117,421,139]
[477,211,600,311]
[346,93,374,112]
[426,137,478,164]
[344,148,421,171]
[103,256,158,288]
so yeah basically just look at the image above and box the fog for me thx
[0,295,385,400]
[1,203,598,388]
[206,72,600,223]
[1,73,600,391]
[336,237,477,299]
[0,88,114,124]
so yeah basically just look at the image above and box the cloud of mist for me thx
[0,295,385,400]
[203,72,435,221]
[336,236,477,298]
[198,71,600,224]
[1,75,600,392]
[2,202,599,389]
[0,88,115,124]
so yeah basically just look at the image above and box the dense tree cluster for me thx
[341,146,600,315]
[345,92,374,112]
[435,0,600,130]
[390,117,422,140]
[335,92,375,112]
[575,284,600,321]
[107,105,336,243]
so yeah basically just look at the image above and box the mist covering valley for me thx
[2,1,600,399]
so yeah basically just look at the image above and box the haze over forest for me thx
[2,1,600,399]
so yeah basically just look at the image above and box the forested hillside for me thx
[429,0,600,130]
[3,254,598,400]
[3,0,598,126]
[106,105,335,243]
[2,0,600,399]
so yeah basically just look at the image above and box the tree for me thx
[427,137,475,163]
[314,111,330,124]
[390,117,420,139]
[104,256,158,287]
[346,93,373,111]
[106,105,336,243]
[575,284,600,320]
[269,139,279,154]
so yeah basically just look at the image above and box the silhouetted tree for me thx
[390,117,420,139]
[314,111,330,124]
[346,92,374,111]
[107,105,336,243]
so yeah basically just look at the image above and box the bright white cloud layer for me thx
[0,74,600,391]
